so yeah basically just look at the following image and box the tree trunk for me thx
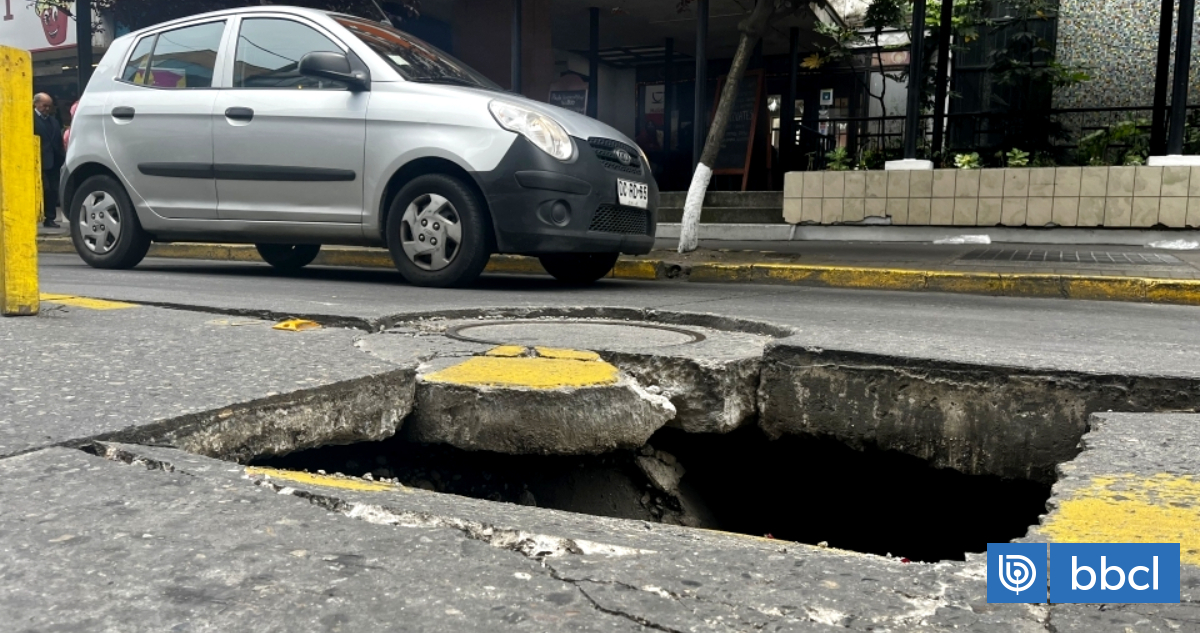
[678,0,776,252]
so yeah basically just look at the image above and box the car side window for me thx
[234,18,346,90]
[121,36,155,83]
[138,21,226,88]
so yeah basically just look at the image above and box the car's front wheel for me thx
[386,173,492,288]
[69,175,151,269]
[255,244,321,271]
[538,253,620,285]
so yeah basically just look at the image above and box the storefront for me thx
[1,1,111,125]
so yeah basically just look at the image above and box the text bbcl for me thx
[1050,544,1180,604]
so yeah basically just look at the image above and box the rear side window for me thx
[234,18,345,89]
[135,21,226,88]
[121,36,154,83]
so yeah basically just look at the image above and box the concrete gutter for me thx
[38,236,1200,306]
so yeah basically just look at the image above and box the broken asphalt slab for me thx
[0,442,1049,633]
[0,303,413,461]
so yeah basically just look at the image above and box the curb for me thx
[37,237,1200,306]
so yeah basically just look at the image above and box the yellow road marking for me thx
[424,354,618,389]
[1038,473,1200,566]
[273,319,321,332]
[245,466,404,493]
[534,346,602,361]
[40,293,138,310]
[484,345,527,357]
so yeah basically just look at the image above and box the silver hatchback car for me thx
[62,6,658,287]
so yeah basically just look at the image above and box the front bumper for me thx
[471,136,659,255]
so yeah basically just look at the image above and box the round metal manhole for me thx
[446,320,706,350]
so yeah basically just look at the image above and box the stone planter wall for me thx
[782,166,1200,228]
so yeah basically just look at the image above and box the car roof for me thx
[123,5,379,37]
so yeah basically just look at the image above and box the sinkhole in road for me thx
[254,426,1050,563]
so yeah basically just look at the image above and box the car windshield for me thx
[333,16,500,91]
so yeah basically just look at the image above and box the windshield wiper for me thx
[407,76,485,88]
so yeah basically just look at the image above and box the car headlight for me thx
[489,100,575,161]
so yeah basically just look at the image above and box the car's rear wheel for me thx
[69,175,151,270]
[538,253,620,285]
[386,173,492,288]
[255,244,321,271]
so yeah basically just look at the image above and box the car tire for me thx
[538,253,619,285]
[255,244,321,271]
[69,175,151,270]
[386,173,492,288]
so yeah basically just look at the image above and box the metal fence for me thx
[813,106,1200,167]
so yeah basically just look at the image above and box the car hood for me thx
[454,86,638,147]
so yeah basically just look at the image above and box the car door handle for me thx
[111,107,135,120]
[225,107,254,122]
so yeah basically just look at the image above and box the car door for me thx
[102,19,227,219]
[212,15,368,223]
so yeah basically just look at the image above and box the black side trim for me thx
[515,170,592,195]
[214,164,357,182]
[138,163,214,178]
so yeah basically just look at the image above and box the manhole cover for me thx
[447,320,705,350]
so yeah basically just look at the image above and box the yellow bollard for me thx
[0,45,39,316]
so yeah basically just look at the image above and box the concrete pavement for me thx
[5,254,1200,629]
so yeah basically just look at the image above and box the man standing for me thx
[34,93,65,229]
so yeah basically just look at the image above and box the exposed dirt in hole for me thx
[254,427,1050,563]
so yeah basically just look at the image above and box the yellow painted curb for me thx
[245,466,403,493]
[35,237,1200,306]
[40,293,138,310]
[1039,473,1200,566]
[534,346,602,361]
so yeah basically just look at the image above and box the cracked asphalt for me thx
[2,254,1200,631]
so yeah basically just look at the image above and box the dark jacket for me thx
[34,112,65,172]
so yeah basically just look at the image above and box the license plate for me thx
[617,179,649,209]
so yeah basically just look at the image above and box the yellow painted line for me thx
[39,293,138,310]
[1039,473,1200,566]
[0,46,39,316]
[245,466,403,493]
[272,318,321,332]
[535,346,602,361]
[424,355,618,389]
[484,345,527,357]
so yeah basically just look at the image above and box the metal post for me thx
[76,0,93,91]
[1168,0,1195,154]
[511,0,522,94]
[693,0,708,169]
[664,38,674,154]
[1152,0,1175,155]
[930,0,954,155]
[903,0,928,159]
[782,27,799,172]
[587,7,599,118]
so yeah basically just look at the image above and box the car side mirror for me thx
[298,51,369,92]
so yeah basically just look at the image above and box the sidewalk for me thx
[37,233,1200,305]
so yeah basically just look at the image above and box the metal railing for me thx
[809,105,1200,167]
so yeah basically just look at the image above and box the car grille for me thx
[588,138,644,175]
[589,204,650,235]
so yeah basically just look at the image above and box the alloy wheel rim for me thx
[400,193,462,271]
